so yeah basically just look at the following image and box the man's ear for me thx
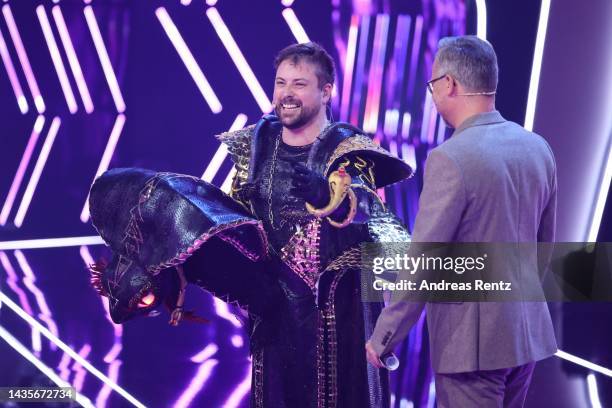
[322,83,333,104]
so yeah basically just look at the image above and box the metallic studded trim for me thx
[147,218,268,275]
[216,125,254,200]
[252,347,264,408]
[279,218,322,291]
[323,246,362,273]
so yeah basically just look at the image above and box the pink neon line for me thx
[281,0,295,6]
[220,167,236,193]
[52,6,94,113]
[202,113,248,181]
[0,28,28,113]
[14,117,61,228]
[155,8,222,113]
[222,365,252,408]
[57,350,72,381]
[2,5,45,113]
[281,8,310,43]
[363,14,389,133]
[405,15,423,101]
[191,344,218,363]
[340,15,358,122]
[36,6,78,113]
[231,335,243,348]
[95,360,122,408]
[14,250,60,350]
[0,251,42,353]
[0,116,45,226]
[213,297,242,328]
[181,0,193,5]
[385,15,411,110]
[350,15,370,125]
[80,114,126,222]
[206,0,218,6]
[71,344,92,392]
[84,6,125,112]
[173,359,218,408]
[0,251,34,316]
[206,7,272,112]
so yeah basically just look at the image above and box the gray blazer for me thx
[370,111,558,374]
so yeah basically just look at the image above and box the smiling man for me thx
[217,42,413,407]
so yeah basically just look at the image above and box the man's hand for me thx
[285,160,330,208]
[365,340,384,368]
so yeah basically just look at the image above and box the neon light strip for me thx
[0,236,105,250]
[80,114,126,222]
[0,251,41,354]
[14,117,61,228]
[201,113,247,181]
[524,0,551,132]
[84,5,126,112]
[213,297,242,328]
[587,373,603,408]
[405,15,423,102]
[180,0,193,5]
[281,8,310,43]
[173,359,218,408]
[339,15,359,122]
[220,167,236,193]
[72,344,92,392]
[587,141,612,241]
[52,6,94,113]
[57,350,72,381]
[401,112,411,139]
[0,115,45,226]
[555,350,612,377]
[36,5,78,113]
[95,361,121,408]
[281,0,295,6]
[0,325,95,408]
[155,7,222,113]
[363,14,389,133]
[14,250,60,349]
[206,7,272,112]
[191,344,218,363]
[384,15,411,111]
[0,293,147,408]
[475,0,487,40]
[2,5,45,113]
[223,365,252,408]
[350,15,371,125]
[0,28,28,113]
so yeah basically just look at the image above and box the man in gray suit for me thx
[365,36,558,407]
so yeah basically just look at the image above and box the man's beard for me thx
[275,98,321,130]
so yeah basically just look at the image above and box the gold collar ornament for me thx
[305,165,357,228]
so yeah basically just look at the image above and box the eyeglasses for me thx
[426,74,446,94]
[426,73,497,96]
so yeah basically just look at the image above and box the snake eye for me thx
[137,291,156,308]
